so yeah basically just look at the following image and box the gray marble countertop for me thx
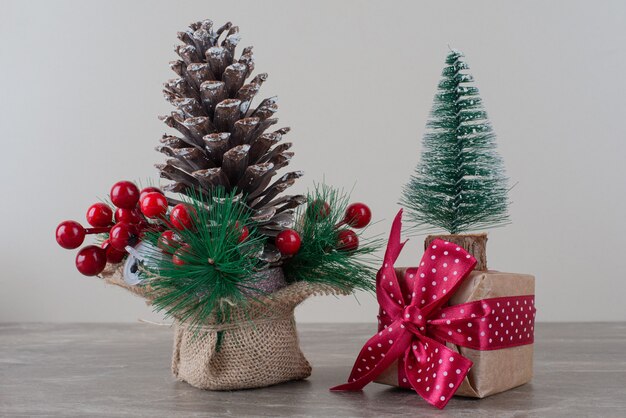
[1,322,625,417]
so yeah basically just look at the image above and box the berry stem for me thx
[85,227,111,235]
[166,197,185,207]
[157,213,176,230]
[334,220,347,229]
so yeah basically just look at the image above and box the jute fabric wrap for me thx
[99,265,347,390]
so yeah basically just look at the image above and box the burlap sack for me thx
[100,265,346,390]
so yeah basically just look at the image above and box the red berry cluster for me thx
[55,181,163,276]
[275,201,372,256]
[337,202,372,251]
[144,199,249,267]
[154,206,193,267]
[155,214,250,266]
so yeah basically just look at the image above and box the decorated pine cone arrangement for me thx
[157,20,305,263]
[53,19,383,390]
[54,20,382,333]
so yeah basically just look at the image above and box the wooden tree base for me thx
[424,233,488,271]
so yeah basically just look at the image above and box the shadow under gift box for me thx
[375,267,535,398]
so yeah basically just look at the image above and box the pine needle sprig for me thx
[283,184,381,293]
[141,188,267,331]
[401,49,510,235]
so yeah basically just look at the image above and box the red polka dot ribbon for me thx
[331,210,536,409]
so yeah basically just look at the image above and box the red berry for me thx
[306,200,331,220]
[140,192,168,218]
[172,245,191,266]
[56,220,85,249]
[139,187,163,201]
[75,245,107,276]
[239,226,249,243]
[170,204,194,230]
[115,207,143,224]
[109,222,138,251]
[344,203,372,228]
[86,203,113,227]
[110,181,140,209]
[235,221,249,243]
[337,229,359,251]
[101,239,126,264]
[276,229,301,256]
[157,230,181,254]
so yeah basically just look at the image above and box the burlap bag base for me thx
[172,281,346,390]
[171,314,307,390]
[100,266,347,390]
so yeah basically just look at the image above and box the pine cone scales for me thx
[156,20,304,243]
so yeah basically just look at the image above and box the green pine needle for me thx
[401,49,510,234]
[283,184,381,293]
[140,188,267,331]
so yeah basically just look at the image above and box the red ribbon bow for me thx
[331,210,536,409]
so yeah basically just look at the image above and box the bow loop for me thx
[404,335,473,409]
[376,266,405,320]
[406,238,477,317]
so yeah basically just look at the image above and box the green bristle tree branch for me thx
[140,188,267,331]
[283,184,380,293]
[401,49,510,234]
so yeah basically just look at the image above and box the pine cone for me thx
[156,20,305,260]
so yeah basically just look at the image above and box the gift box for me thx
[332,211,536,409]
[375,268,535,398]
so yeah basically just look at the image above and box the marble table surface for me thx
[1,322,624,417]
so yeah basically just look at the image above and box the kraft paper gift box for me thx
[375,268,535,398]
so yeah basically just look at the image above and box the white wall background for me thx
[2,0,625,324]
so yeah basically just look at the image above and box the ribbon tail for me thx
[331,322,412,391]
[383,209,408,265]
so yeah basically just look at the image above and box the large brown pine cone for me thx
[156,20,305,262]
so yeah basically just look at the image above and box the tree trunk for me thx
[424,233,488,271]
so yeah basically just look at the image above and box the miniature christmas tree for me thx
[401,49,510,236]
[157,20,304,262]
